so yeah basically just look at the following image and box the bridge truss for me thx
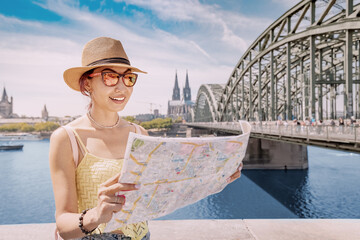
[194,0,360,122]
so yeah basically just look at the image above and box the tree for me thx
[140,118,173,130]
[34,122,60,132]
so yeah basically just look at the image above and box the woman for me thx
[49,37,242,240]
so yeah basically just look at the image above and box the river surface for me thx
[0,139,359,224]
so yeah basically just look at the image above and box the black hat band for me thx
[87,57,130,66]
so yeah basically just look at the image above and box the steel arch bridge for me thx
[194,0,360,122]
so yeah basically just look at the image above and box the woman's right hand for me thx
[93,173,140,225]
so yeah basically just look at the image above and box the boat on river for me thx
[0,144,24,150]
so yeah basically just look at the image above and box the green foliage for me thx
[20,124,35,132]
[0,123,20,132]
[0,123,35,132]
[0,122,60,132]
[122,116,140,124]
[140,118,173,130]
[34,122,60,132]
[174,116,183,123]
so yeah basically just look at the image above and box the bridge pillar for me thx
[243,138,308,170]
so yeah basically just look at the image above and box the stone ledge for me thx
[0,219,359,240]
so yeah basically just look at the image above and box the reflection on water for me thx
[244,170,309,217]
[159,172,297,220]
[244,146,360,218]
[0,141,359,224]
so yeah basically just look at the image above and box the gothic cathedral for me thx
[167,71,194,122]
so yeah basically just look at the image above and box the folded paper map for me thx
[105,121,251,232]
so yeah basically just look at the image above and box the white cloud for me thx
[115,0,272,52]
[0,9,229,117]
[0,0,276,117]
[115,0,215,21]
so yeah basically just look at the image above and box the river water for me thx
[0,139,359,224]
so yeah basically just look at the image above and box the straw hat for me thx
[63,37,146,91]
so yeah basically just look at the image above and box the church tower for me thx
[0,87,13,118]
[183,70,191,101]
[2,88,8,102]
[172,71,180,100]
[42,104,49,120]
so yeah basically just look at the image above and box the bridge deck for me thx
[186,122,360,152]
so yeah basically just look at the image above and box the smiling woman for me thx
[49,37,150,240]
[48,36,244,240]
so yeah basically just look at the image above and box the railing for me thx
[251,124,360,143]
[187,122,360,144]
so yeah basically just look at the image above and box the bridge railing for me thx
[251,124,360,143]
[187,122,360,143]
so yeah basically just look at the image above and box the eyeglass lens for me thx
[102,72,137,87]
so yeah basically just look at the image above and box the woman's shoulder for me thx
[50,116,87,143]
[66,115,88,128]
[128,121,148,136]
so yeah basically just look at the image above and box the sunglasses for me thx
[89,71,138,87]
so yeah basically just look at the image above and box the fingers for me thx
[228,170,241,182]
[237,162,244,171]
[103,203,124,213]
[236,162,243,172]
[102,173,122,187]
[98,195,126,215]
[227,163,244,183]
[108,183,140,195]
[98,182,140,198]
[98,194,125,204]
[111,195,126,205]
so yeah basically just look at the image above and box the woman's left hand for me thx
[226,162,243,183]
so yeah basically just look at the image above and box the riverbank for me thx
[0,132,52,140]
[1,219,359,240]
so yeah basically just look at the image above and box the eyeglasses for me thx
[89,71,138,87]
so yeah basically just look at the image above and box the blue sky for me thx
[0,0,298,117]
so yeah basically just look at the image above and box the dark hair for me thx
[79,69,95,96]
[79,69,95,110]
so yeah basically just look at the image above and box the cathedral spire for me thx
[185,70,190,88]
[172,70,180,100]
[1,87,8,102]
[183,70,191,101]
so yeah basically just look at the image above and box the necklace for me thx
[87,112,121,129]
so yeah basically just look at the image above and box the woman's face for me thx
[87,66,134,112]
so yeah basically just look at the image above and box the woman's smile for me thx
[109,95,126,104]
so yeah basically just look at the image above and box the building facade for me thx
[167,71,194,122]
[0,87,13,118]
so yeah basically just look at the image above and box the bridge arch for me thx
[194,84,224,122]
[213,0,360,122]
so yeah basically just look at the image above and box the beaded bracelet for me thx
[79,209,97,235]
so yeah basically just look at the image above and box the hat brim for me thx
[63,63,147,91]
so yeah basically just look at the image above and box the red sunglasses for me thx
[89,71,138,87]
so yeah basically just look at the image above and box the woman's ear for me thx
[84,78,92,93]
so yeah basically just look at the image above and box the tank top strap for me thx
[71,129,89,156]
[130,122,142,134]
[62,126,79,167]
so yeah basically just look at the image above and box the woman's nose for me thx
[114,78,127,91]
